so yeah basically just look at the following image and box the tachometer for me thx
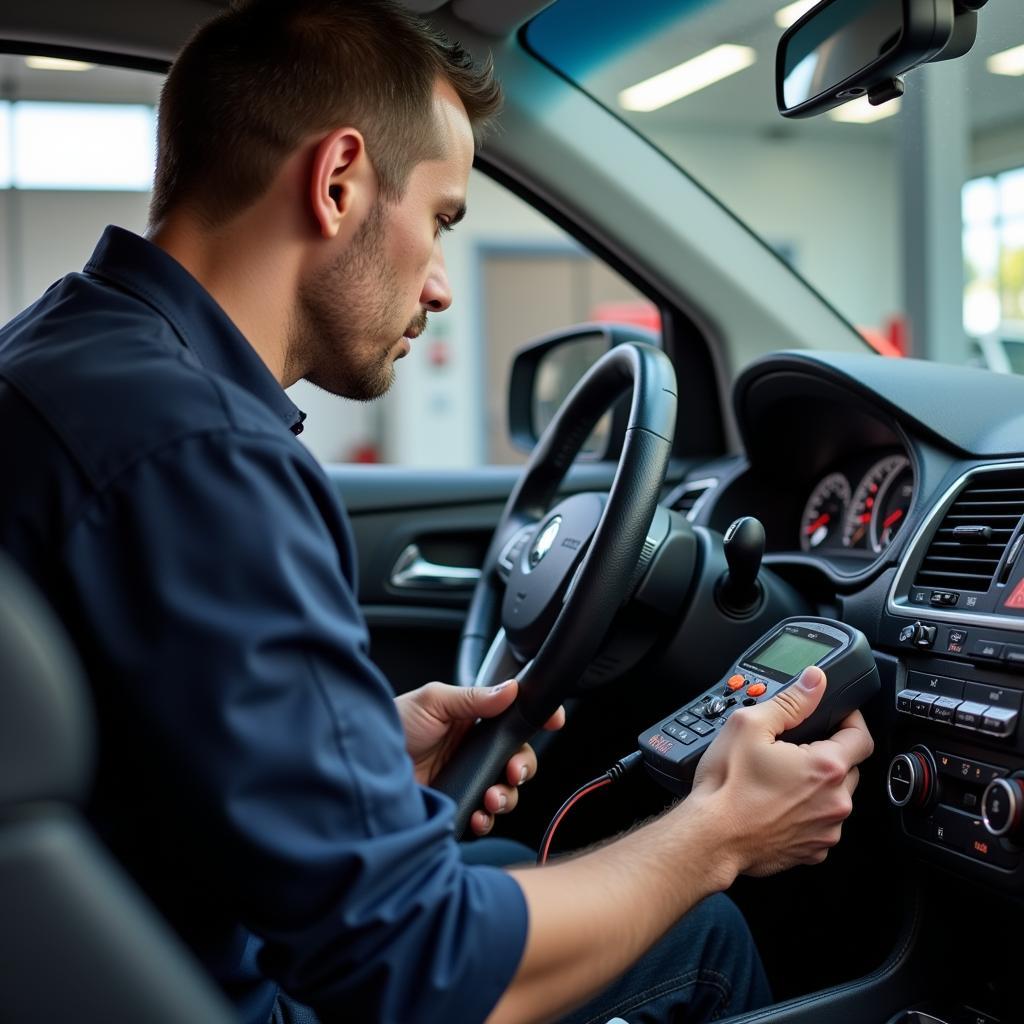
[800,472,851,552]
[843,455,912,554]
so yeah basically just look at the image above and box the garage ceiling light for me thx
[775,1,818,29]
[619,45,756,112]
[829,95,901,124]
[24,56,95,72]
[988,43,1024,77]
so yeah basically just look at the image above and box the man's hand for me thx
[690,666,874,878]
[396,680,566,837]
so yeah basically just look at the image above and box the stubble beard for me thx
[292,202,406,402]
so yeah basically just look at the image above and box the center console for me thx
[883,464,1024,892]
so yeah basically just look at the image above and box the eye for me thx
[434,215,454,238]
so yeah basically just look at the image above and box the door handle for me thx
[389,543,482,590]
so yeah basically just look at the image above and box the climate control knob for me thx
[887,748,936,809]
[981,775,1024,838]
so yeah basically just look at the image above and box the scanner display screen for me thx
[751,632,835,678]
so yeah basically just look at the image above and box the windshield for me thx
[527,0,1024,366]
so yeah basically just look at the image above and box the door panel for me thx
[327,463,623,691]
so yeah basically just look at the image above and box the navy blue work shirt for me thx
[0,226,528,1024]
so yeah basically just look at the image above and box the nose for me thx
[420,241,452,313]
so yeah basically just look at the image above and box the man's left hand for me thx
[396,680,566,837]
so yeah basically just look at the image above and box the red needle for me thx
[883,508,904,530]
[805,513,830,534]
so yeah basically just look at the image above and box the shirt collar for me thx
[84,225,305,435]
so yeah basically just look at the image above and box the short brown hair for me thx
[150,0,502,227]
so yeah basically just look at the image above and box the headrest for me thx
[0,554,93,807]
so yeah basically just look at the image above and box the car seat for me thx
[0,552,235,1023]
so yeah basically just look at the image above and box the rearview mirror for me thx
[776,0,981,119]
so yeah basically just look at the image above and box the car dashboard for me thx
[674,350,1024,903]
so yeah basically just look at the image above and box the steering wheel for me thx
[434,342,677,836]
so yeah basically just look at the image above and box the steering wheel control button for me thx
[907,671,964,700]
[674,712,698,727]
[911,692,940,718]
[964,682,1022,711]
[979,707,1018,739]
[970,639,1004,660]
[745,682,767,698]
[930,696,963,724]
[954,701,988,731]
[662,722,698,745]
[896,689,918,713]
[981,776,1024,837]
[726,674,746,691]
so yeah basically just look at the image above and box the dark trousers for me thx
[273,838,772,1024]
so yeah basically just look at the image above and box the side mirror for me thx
[507,323,660,456]
[776,0,983,119]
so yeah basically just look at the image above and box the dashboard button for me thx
[915,624,937,648]
[690,720,714,737]
[964,682,1022,711]
[896,689,918,713]
[907,671,964,699]
[726,674,746,691]
[674,712,698,727]
[911,693,939,717]
[1003,643,1024,665]
[979,707,1018,739]
[745,682,767,698]
[954,701,989,730]
[970,639,1004,660]
[930,696,962,724]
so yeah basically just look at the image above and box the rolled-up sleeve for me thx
[60,427,528,1023]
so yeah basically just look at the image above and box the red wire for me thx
[538,777,613,864]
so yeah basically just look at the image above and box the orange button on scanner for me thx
[727,674,746,691]
[746,682,767,698]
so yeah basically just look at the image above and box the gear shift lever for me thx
[717,516,765,615]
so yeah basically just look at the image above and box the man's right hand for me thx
[689,665,874,878]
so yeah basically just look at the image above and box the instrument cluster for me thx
[800,452,914,555]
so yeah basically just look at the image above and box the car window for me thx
[0,55,657,469]
[526,0,1024,370]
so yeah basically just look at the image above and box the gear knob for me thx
[719,516,765,614]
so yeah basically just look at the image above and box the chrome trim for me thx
[886,754,918,808]
[886,460,1024,631]
[665,477,718,522]
[981,777,1021,837]
[389,544,481,589]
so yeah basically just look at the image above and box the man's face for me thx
[297,81,474,401]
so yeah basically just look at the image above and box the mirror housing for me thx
[775,0,981,119]
[507,323,660,457]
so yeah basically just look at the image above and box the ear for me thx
[308,128,372,240]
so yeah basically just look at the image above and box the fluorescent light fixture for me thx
[619,45,756,112]
[829,95,901,124]
[24,55,95,72]
[775,0,818,29]
[988,43,1024,77]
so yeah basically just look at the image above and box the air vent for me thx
[913,472,1024,593]
[667,478,717,521]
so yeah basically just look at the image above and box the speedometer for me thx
[842,455,913,554]
[800,472,851,552]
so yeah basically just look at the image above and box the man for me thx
[0,2,874,1023]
